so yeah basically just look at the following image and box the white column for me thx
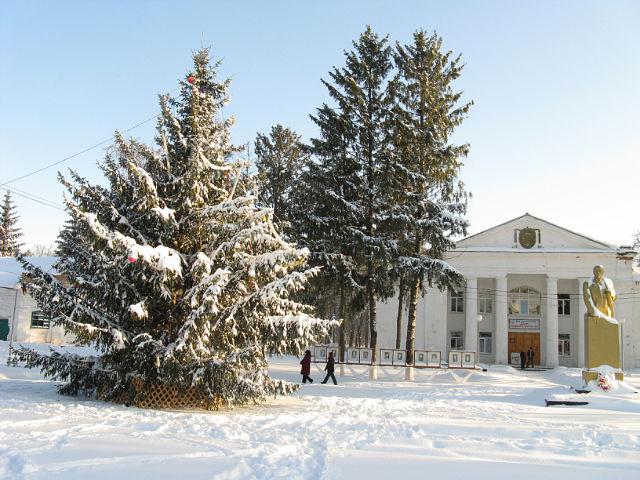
[577,277,588,368]
[465,277,478,354]
[425,286,448,354]
[546,277,559,367]
[495,275,509,364]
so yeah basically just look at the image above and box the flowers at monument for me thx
[597,372,613,391]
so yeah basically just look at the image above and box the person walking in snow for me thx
[300,350,313,383]
[527,347,535,368]
[321,351,337,385]
[519,350,526,370]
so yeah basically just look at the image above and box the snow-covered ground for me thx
[1,342,639,480]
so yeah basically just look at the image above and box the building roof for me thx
[0,256,57,288]
[456,213,616,251]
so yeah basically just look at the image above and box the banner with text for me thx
[509,318,540,330]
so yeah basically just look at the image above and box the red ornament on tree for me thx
[128,256,137,263]
[187,75,195,84]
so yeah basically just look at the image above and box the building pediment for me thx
[456,213,615,252]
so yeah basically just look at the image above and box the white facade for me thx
[0,257,72,345]
[378,214,640,369]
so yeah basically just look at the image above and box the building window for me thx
[509,286,541,315]
[558,334,571,356]
[30,311,50,329]
[450,331,464,350]
[479,332,492,354]
[558,294,571,316]
[479,291,493,314]
[450,290,464,313]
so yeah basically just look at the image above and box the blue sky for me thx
[1,0,639,248]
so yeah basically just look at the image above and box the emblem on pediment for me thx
[518,227,538,249]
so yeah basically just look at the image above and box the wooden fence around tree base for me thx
[96,377,224,410]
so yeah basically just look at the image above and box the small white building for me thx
[378,213,640,369]
[0,256,72,345]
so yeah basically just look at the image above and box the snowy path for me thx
[1,343,639,480]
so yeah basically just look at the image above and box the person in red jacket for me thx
[300,350,313,383]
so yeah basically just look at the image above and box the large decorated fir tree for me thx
[14,49,331,408]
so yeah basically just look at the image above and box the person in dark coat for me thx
[527,347,535,368]
[519,350,526,370]
[321,351,337,385]
[300,350,313,383]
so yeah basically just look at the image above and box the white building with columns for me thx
[378,213,640,369]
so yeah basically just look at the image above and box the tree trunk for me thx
[368,273,378,363]
[405,276,420,365]
[348,320,355,347]
[395,279,405,349]
[339,280,347,363]
[405,236,423,365]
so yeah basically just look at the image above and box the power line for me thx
[1,83,181,189]
[467,284,640,299]
[2,184,62,209]
[0,83,184,212]
[0,113,160,188]
[0,185,65,212]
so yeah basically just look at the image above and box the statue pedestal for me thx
[584,314,621,369]
[583,314,623,383]
[582,369,624,383]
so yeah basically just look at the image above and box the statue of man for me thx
[582,265,616,319]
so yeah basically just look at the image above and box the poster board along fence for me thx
[311,346,476,369]
[346,347,373,364]
[448,350,477,368]
[313,345,338,363]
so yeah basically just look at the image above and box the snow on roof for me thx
[0,256,58,289]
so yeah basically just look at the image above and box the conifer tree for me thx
[0,191,24,256]
[303,27,397,363]
[254,124,307,225]
[14,49,331,408]
[292,105,364,359]
[390,31,471,364]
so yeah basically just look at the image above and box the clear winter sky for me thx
[1,0,639,249]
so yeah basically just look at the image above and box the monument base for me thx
[582,369,624,384]
[584,315,621,369]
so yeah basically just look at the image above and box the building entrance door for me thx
[508,332,540,366]
[0,319,9,341]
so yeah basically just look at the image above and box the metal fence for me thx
[312,346,478,368]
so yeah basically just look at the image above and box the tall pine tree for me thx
[390,31,471,364]
[293,104,365,359]
[254,124,307,226]
[14,49,331,408]
[0,191,24,256]
[304,27,397,363]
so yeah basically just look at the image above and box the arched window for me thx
[509,286,541,315]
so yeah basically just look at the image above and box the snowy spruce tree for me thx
[14,49,331,408]
[0,191,24,256]
[390,31,471,364]
[254,124,307,226]
[312,27,395,362]
[292,104,364,359]
[297,27,398,362]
